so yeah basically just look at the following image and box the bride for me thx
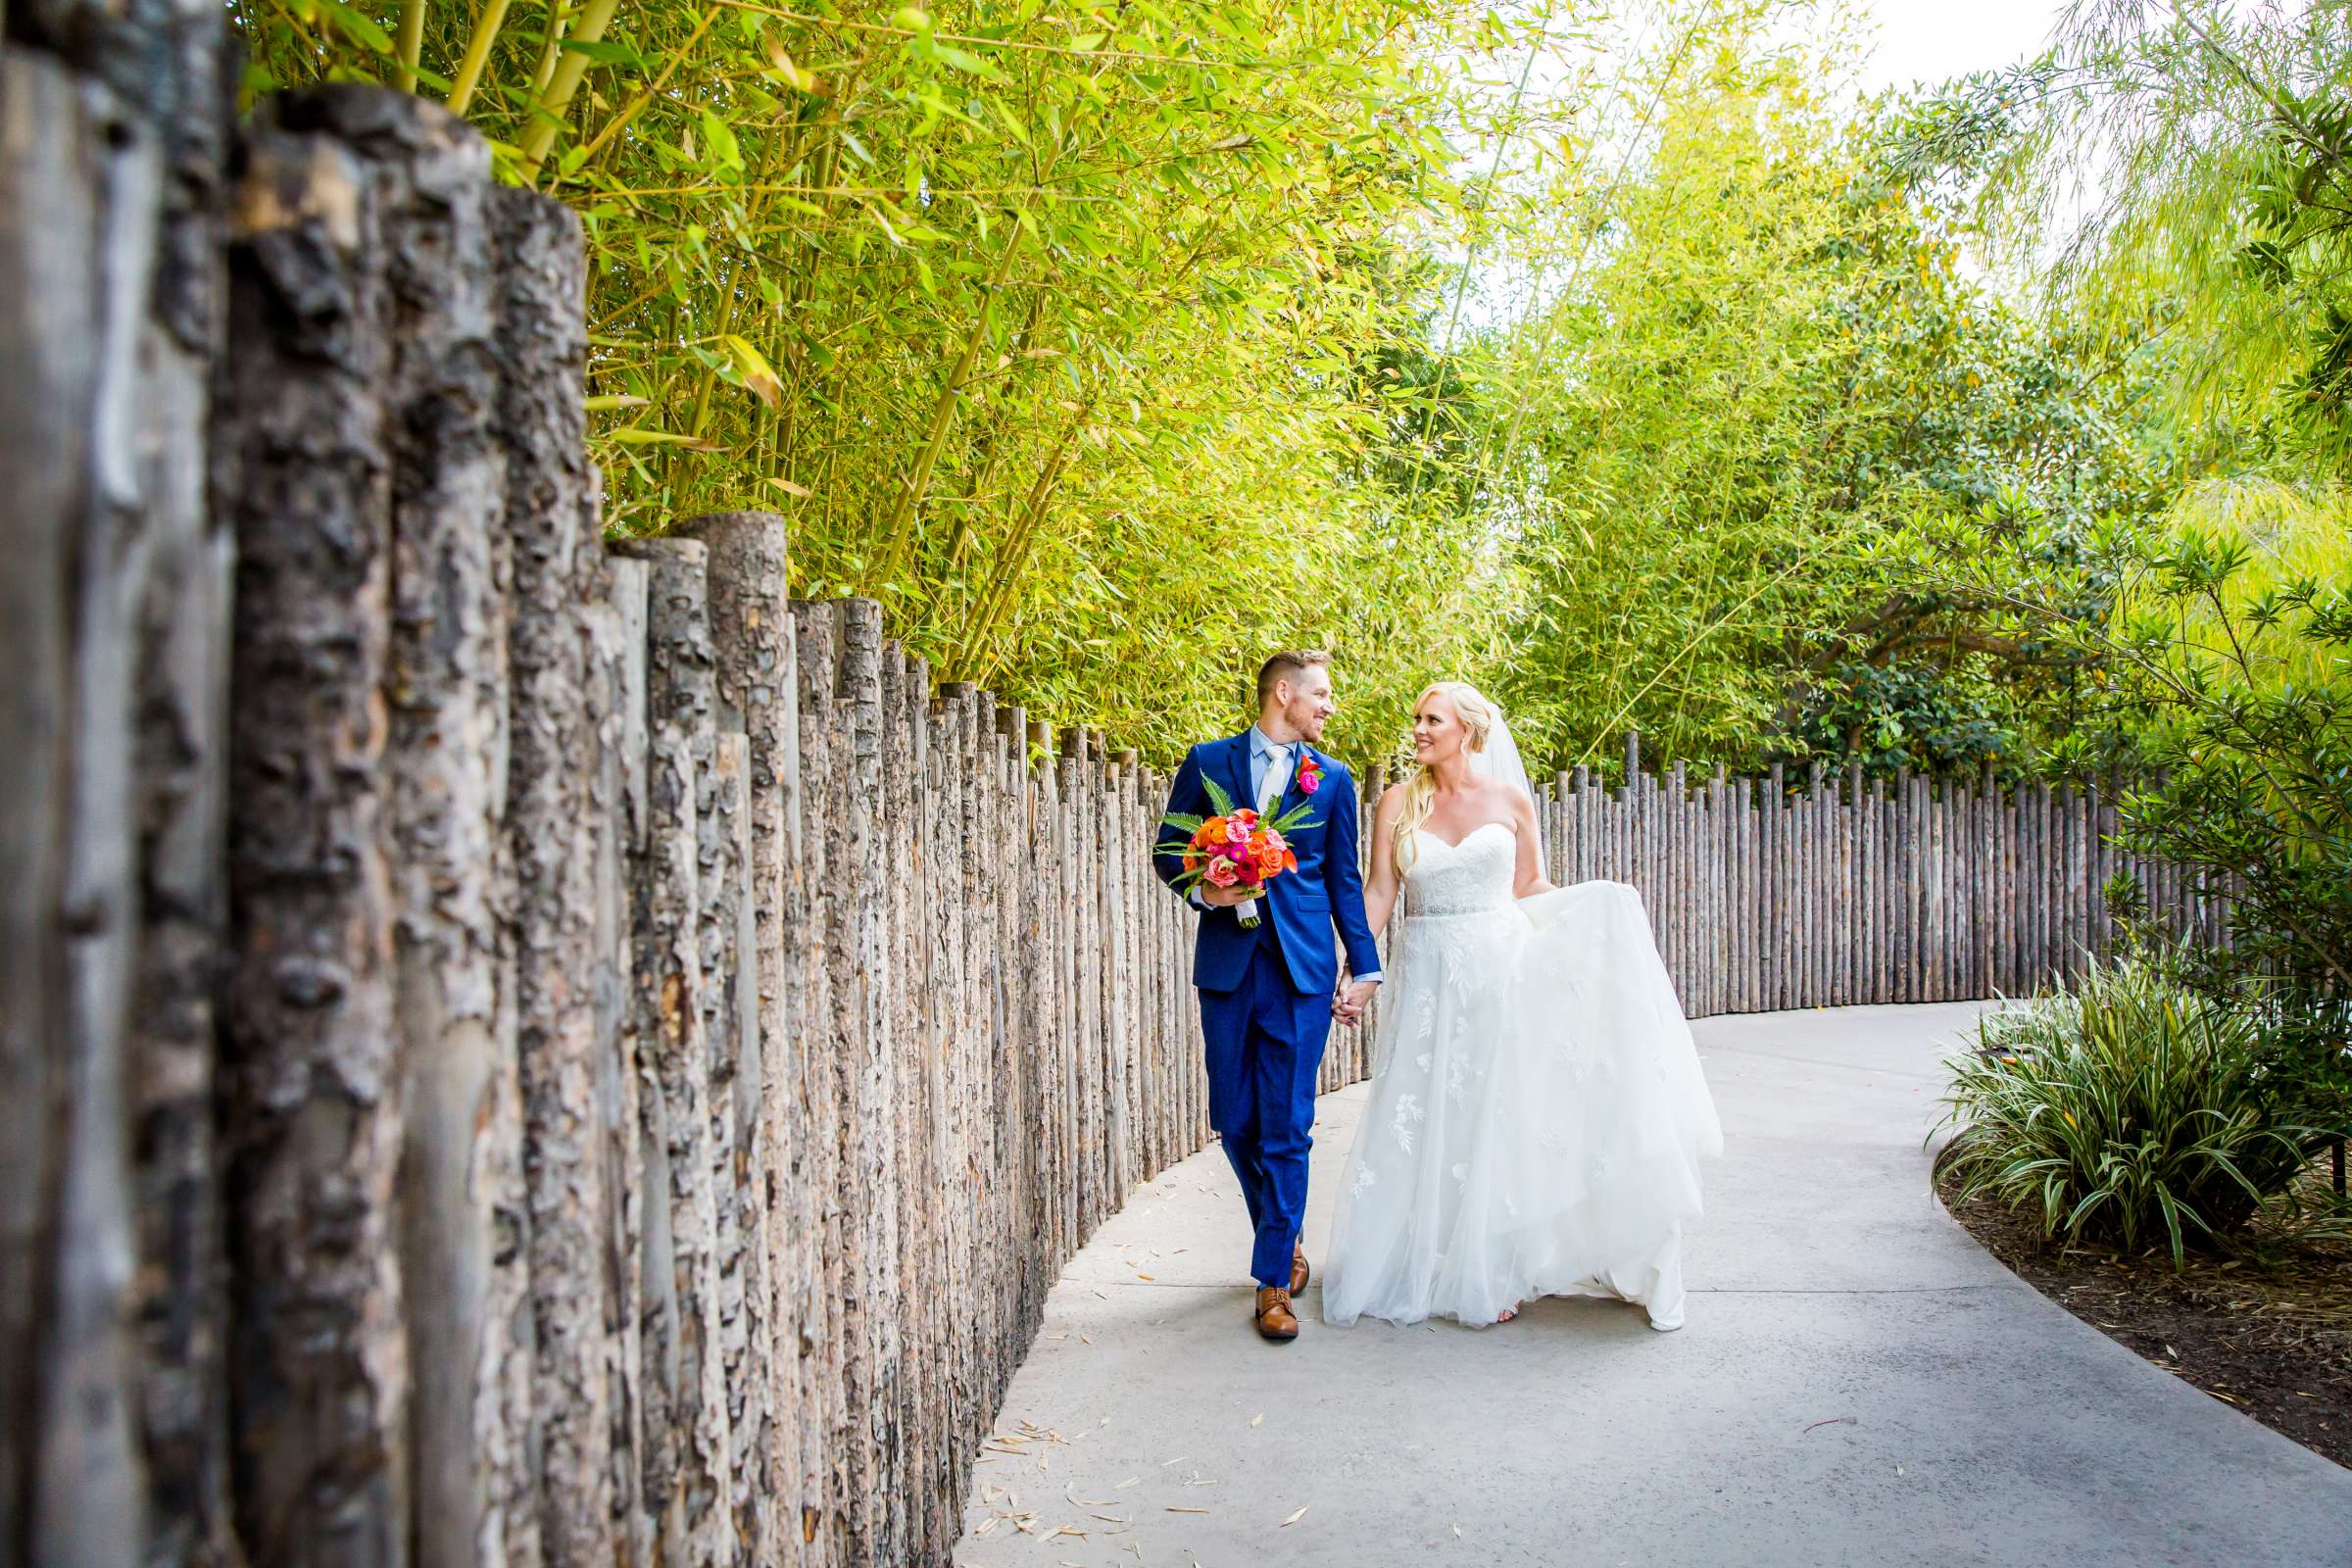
[1321,682,1723,1332]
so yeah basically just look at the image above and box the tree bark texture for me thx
[269,86,537,1568]
[217,106,407,1568]
[493,183,613,1564]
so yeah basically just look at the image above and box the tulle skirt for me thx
[1322,881,1723,1331]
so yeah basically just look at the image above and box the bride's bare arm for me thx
[1362,785,1405,933]
[1510,788,1556,899]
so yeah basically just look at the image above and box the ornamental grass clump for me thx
[1936,956,2326,1265]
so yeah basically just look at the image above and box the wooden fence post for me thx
[788,599,847,1567]
[215,103,410,1568]
[589,552,652,1568]
[494,184,615,1562]
[675,511,800,1565]
[824,598,889,1568]
[265,87,541,1568]
[618,536,731,1568]
[1,0,243,1539]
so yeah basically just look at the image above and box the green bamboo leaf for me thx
[985,95,1032,148]
[609,426,720,450]
[700,107,743,173]
[313,0,394,53]
[558,37,639,66]
[717,334,782,408]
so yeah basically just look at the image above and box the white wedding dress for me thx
[1322,822,1724,1330]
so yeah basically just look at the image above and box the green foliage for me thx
[1870,6,2352,1130]
[1919,4,2352,475]
[2099,525,2352,1123]
[1468,25,2156,778]
[1936,956,2328,1264]
[233,0,1522,758]
[230,0,2318,800]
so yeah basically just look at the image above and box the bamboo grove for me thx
[233,0,2352,834]
[235,0,1538,760]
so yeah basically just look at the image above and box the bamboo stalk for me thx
[873,226,1026,587]
[395,0,424,92]
[515,0,622,181]
[444,0,514,114]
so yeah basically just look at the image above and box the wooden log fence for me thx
[1533,736,2235,1022]
[0,32,2241,1566]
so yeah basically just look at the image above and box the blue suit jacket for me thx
[1153,730,1382,997]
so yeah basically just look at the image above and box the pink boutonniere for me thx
[1296,754,1323,795]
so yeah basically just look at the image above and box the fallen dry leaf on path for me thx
[1281,1506,1309,1527]
[1249,1413,1262,1428]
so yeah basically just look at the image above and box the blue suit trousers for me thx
[1198,927,1333,1288]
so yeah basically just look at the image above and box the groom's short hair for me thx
[1256,649,1330,708]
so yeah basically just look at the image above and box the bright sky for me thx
[1442,1,2083,333]
[1848,0,2070,98]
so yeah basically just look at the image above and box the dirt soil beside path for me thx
[1941,1179,2352,1473]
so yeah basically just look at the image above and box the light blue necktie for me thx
[1258,739,1289,812]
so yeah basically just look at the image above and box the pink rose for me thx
[1203,858,1240,887]
[1297,757,1322,794]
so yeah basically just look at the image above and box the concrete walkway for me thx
[953,1002,2352,1567]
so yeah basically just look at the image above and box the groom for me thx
[1153,650,1383,1342]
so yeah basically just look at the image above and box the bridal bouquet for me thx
[1159,778,1315,929]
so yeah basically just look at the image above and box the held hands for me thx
[1198,884,1255,908]
[1333,977,1379,1026]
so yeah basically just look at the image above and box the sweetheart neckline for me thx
[1413,820,1514,853]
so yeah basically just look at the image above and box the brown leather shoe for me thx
[1291,1244,1310,1295]
[1253,1286,1299,1342]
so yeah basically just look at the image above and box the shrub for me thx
[1936,955,2327,1263]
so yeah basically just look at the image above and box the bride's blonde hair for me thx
[1395,681,1497,870]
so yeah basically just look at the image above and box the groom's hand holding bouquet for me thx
[1158,776,1317,929]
